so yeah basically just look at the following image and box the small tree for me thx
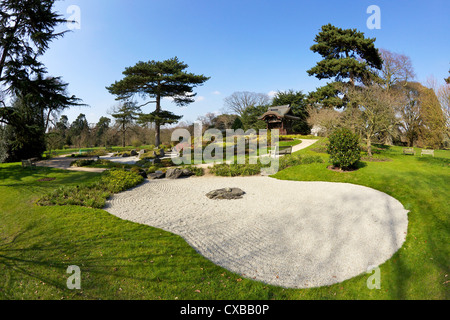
[327,128,361,169]
[231,117,243,130]
[340,83,399,156]
[111,101,141,147]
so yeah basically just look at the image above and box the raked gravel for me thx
[104,176,409,288]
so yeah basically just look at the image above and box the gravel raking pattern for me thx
[104,176,409,288]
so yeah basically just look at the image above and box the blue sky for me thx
[41,0,450,125]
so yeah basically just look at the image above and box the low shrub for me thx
[210,163,262,177]
[37,169,144,208]
[71,159,95,167]
[67,149,109,158]
[327,128,361,169]
[182,165,205,176]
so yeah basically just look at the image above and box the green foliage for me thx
[231,117,243,130]
[307,24,383,110]
[106,57,210,147]
[37,169,144,208]
[327,128,362,169]
[278,154,324,170]
[0,0,82,144]
[307,24,382,84]
[241,105,268,131]
[307,82,346,109]
[182,165,205,176]
[272,90,310,134]
[210,163,262,177]
[209,154,324,177]
[70,159,96,167]
[1,145,449,299]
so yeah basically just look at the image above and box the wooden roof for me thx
[258,105,301,121]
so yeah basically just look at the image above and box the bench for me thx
[421,149,434,157]
[270,146,293,157]
[403,148,415,155]
[21,158,38,169]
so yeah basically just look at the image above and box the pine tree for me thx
[307,24,383,109]
[107,57,210,147]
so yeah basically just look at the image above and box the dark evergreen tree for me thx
[0,0,82,161]
[107,57,210,147]
[307,24,383,109]
[241,105,268,131]
[272,90,310,134]
[231,117,243,130]
[95,116,111,147]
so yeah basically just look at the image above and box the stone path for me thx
[36,155,106,173]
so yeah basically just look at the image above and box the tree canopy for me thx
[307,24,383,86]
[307,24,383,110]
[272,90,309,134]
[107,57,210,147]
[0,0,82,161]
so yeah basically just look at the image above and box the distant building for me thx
[258,105,300,135]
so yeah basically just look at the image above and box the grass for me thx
[0,141,448,300]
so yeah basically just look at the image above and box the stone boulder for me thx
[206,188,245,200]
[121,153,130,158]
[148,171,165,180]
[181,168,194,177]
[165,168,183,179]
[130,149,138,156]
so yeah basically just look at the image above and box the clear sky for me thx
[41,0,450,125]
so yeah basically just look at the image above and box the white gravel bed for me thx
[104,176,408,288]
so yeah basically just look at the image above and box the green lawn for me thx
[0,142,448,300]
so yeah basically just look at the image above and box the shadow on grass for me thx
[416,156,450,167]
[0,165,100,187]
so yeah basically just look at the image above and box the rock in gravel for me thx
[138,150,147,158]
[148,171,165,179]
[206,188,245,200]
[166,168,183,179]
[181,169,194,177]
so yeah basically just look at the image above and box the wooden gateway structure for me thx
[258,105,300,135]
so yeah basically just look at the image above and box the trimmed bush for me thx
[327,128,361,169]
[210,163,262,177]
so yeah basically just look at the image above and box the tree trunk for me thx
[155,92,161,148]
[122,123,126,147]
[367,134,373,157]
